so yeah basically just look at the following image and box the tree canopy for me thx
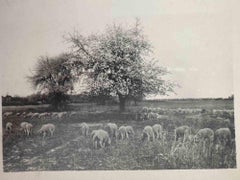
[28,53,83,110]
[67,21,175,111]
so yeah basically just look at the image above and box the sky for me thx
[0,0,233,99]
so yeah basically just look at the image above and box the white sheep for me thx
[6,122,13,133]
[20,122,33,136]
[194,128,214,157]
[174,125,191,142]
[31,112,40,118]
[20,122,29,135]
[25,123,33,136]
[38,123,55,138]
[215,128,231,146]
[194,128,214,144]
[80,122,89,136]
[152,124,163,139]
[125,125,134,138]
[92,129,111,148]
[106,123,118,138]
[142,126,155,142]
[118,126,127,140]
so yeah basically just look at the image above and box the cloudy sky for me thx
[0,0,233,98]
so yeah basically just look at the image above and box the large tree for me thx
[28,53,83,110]
[68,21,175,111]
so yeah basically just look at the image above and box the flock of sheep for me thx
[5,121,55,138]
[3,106,233,153]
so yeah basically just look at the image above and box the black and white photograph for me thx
[0,0,239,178]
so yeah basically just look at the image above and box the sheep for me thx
[152,124,163,139]
[92,129,111,148]
[118,126,127,140]
[57,112,67,119]
[31,112,40,118]
[38,112,48,119]
[125,125,134,138]
[194,128,214,143]
[4,112,13,117]
[25,123,33,136]
[174,125,191,142]
[80,122,89,136]
[20,122,33,136]
[194,128,214,157]
[215,128,231,147]
[20,122,29,135]
[148,112,159,120]
[25,112,33,118]
[106,123,118,138]
[6,122,13,133]
[38,123,55,138]
[142,126,155,142]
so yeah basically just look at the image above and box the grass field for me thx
[2,99,236,171]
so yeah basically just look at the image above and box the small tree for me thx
[68,20,175,111]
[28,53,83,110]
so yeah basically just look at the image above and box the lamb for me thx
[152,124,163,139]
[106,123,118,138]
[6,122,13,133]
[215,128,231,146]
[118,126,127,140]
[174,125,191,142]
[142,126,155,142]
[20,122,33,136]
[80,122,89,136]
[91,129,111,148]
[194,128,214,144]
[4,112,13,117]
[38,123,55,138]
[125,125,134,138]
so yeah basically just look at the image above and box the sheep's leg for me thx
[126,132,129,139]
[99,140,104,148]
[121,133,124,140]
[147,134,150,142]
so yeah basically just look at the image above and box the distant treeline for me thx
[1,93,118,106]
[2,94,233,106]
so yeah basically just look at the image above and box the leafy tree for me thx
[68,21,175,111]
[28,53,83,110]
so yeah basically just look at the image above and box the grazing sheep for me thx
[215,128,231,146]
[152,124,163,139]
[194,128,214,157]
[25,112,33,118]
[38,123,55,138]
[31,112,40,118]
[16,112,21,116]
[38,112,48,119]
[4,112,13,117]
[148,112,159,120]
[106,123,118,138]
[6,122,13,133]
[25,123,33,136]
[80,122,89,136]
[194,128,214,144]
[20,122,29,135]
[118,126,127,140]
[57,112,67,118]
[174,125,191,142]
[20,122,33,136]
[92,129,111,148]
[126,125,134,138]
[142,126,155,142]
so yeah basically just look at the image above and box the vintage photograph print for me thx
[1,0,236,172]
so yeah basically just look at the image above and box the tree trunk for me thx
[118,94,126,112]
